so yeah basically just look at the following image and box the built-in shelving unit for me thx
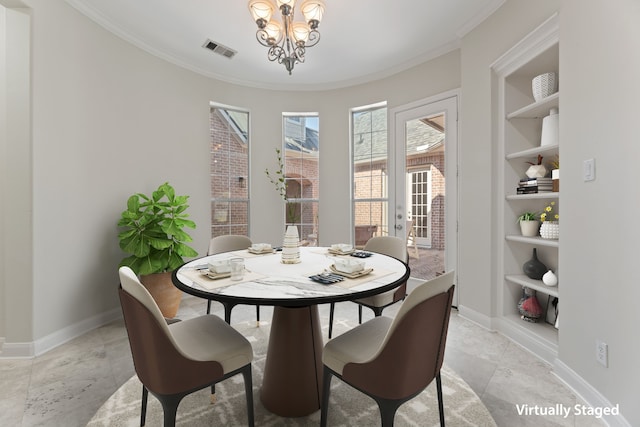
[492,13,560,364]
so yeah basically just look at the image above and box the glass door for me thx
[390,95,458,303]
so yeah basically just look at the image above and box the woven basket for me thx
[532,72,558,101]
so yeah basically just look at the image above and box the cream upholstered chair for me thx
[321,271,455,427]
[328,235,408,338]
[206,235,262,324]
[406,219,419,259]
[118,266,254,427]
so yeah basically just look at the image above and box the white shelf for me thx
[506,143,559,160]
[506,235,559,247]
[505,274,559,297]
[495,15,560,364]
[507,92,559,119]
[503,312,559,347]
[506,192,559,201]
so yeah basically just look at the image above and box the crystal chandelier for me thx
[248,0,326,75]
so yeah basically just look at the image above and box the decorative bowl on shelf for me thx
[532,72,558,101]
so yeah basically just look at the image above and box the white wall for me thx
[459,0,560,323]
[559,1,640,425]
[460,0,637,424]
[2,0,460,348]
[4,0,635,423]
[1,2,33,348]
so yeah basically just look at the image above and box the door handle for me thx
[395,224,403,230]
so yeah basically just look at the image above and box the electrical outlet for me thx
[596,340,608,367]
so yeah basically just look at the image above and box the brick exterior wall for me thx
[407,152,445,250]
[353,152,446,250]
[285,154,319,244]
[210,109,249,237]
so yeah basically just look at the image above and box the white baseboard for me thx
[553,360,631,427]
[0,340,34,358]
[458,305,631,427]
[457,304,493,330]
[0,308,122,359]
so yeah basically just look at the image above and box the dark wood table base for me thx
[260,305,324,417]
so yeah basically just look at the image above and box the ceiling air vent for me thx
[202,39,237,59]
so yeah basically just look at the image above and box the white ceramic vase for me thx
[540,108,559,146]
[532,72,558,101]
[542,270,558,286]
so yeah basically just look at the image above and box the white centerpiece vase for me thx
[281,225,301,264]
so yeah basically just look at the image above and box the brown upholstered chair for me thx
[118,266,254,427]
[321,271,455,427]
[328,236,408,338]
[205,235,262,324]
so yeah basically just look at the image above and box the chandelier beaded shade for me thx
[248,0,326,75]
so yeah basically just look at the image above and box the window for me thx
[283,113,319,246]
[352,104,388,247]
[210,106,249,237]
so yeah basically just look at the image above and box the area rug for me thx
[88,320,496,426]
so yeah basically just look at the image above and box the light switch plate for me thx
[583,158,596,181]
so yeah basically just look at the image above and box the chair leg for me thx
[206,299,212,314]
[156,394,183,427]
[256,305,260,326]
[436,371,445,427]
[320,366,333,427]
[358,304,363,324]
[242,365,255,427]
[141,386,148,426]
[375,397,403,427]
[328,303,335,338]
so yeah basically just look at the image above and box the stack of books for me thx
[517,177,553,194]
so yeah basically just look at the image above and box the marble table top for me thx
[172,246,409,307]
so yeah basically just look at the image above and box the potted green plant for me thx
[517,211,539,237]
[118,182,198,318]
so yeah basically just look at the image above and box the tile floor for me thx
[1,283,607,427]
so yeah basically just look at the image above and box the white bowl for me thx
[251,243,272,252]
[331,243,353,252]
[334,258,365,274]
[208,259,231,273]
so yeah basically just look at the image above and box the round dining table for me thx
[172,246,410,417]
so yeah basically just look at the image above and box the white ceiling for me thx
[65,0,505,91]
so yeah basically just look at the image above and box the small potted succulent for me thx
[118,182,198,317]
[517,211,540,237]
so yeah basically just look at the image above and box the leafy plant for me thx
[548,154,559,170]
[517,212,539,223]
[265,148,300,224]
[118,182,198,275]
[540,201,559,222]
[265,148,287,201]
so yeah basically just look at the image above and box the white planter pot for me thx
[519,220,540,237]
[540,221,559,239]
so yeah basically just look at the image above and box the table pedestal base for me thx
[260,305,324,417]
